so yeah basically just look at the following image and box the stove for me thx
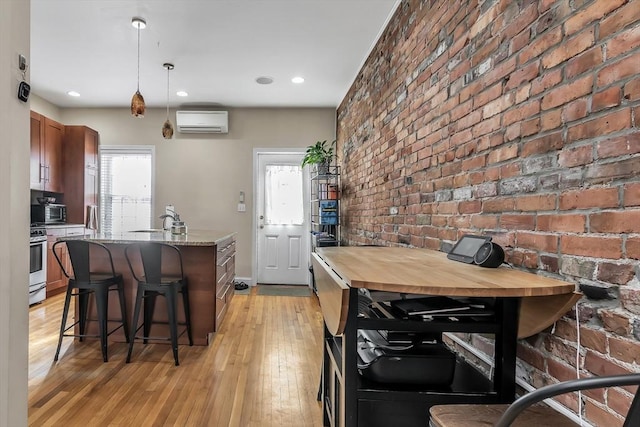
[30,226,47,243]
[29,225,47,305]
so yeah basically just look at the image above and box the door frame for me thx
[252,148,310,287]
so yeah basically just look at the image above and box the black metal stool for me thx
[124,242,193,366]
[53,239,130,362]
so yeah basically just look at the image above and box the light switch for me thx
[237,203,246,212]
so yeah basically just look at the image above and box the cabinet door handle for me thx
[40,164,45,182]
[45,166,50,182]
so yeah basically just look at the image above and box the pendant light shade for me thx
[162,63,174,139]
[131,17,146,117]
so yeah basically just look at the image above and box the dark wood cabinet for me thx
[63,126,99,225]
[30,112,65,192]
[215,236,236,328]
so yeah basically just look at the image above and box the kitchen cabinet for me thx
[64,126,99,226]
[30,111,65,193]
[215,235,236,327]
[46,226,85,297]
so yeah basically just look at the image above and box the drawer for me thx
[65,227,85,236]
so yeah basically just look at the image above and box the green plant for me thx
[301,140,336,168]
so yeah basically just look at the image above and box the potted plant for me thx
[301,140,336,174]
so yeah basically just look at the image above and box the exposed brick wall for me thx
[336,0,640,423]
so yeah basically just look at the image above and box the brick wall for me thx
[337,0,640,424]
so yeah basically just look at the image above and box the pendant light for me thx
[131,17,146,117]
[162,63,175,139]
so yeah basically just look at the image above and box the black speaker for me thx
[473,241,504,268]
[18,81,30,102]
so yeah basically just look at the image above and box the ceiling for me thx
[30,0,400,109]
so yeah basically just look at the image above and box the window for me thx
[264,164,304,225]
[99,146,154,234]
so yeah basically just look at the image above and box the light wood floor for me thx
[28,287,325,426]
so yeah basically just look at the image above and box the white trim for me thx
[252,148,309,286]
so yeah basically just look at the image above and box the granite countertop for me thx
[62,229,236,246]
[44,223,86,229]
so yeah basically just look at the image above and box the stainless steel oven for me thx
[29,227,47,305]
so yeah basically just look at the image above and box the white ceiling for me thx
[30,0,400,109]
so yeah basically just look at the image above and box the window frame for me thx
[98,145,156,234]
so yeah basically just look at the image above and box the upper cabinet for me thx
[64,126,99,225]
[30,112,65,193]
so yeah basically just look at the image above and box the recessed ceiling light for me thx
[67,91,80,97]
[176,91,188,97]
[256,76,274,85]
[291,76,305,84]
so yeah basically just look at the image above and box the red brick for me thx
[597,133,640,159]
[510,249,538,269]
[521,131,563,156]
[547,358,578,382]
[620,286,640,315]
[579,326,607,353]
[544,335,578,366]
[559,187,619,210]
[503,100,541,126]
[564,0,626,35]
[586,157,640,183]
[608,388,637,421]
[584,350,631,377]
[609,336,640,364]
[606,24,640,59]
[543,26,595,69]
[599,309,632,336]
[531,68,562,96]
[624,77,640,101]
[590,210,640,233]
[565,46,604,79]
[626,237,640,260]
[592,86,622,112]
[540,109,562,132]
[553,319,577,341]
[500,214,535,230]
[458,200,481,214]
[505,60,540,91]
[584,400,625,427]
[625,183,640,207]
[516,231,558,252]
[558,144,593,167]
[560,235,623,259]
[483,198,515,213]
[541,75,593,110]
[538,214,586,233]
[600,1,640,38]
[487,144,518,164]
[597,262,636,285]
[597,53,640,88]
[518,26,562,64]
[515,194,556,211]
[562,98,589,123]
[517,344,545,371]
[567,108,632,142]
[470,214,499,229]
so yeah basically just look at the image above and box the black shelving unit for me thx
[310,165,340,250]
[322,288,519,427]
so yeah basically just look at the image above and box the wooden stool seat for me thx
[429,404,578,427]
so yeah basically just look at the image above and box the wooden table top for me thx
[315,246,575,298]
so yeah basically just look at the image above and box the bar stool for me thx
[52,239,130,362]
[124,242,193,366]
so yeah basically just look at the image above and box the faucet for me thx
[159,208,180,230]
[159,209,187,234]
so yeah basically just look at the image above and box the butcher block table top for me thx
[315,246,576,298]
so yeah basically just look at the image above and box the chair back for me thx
[52,239,117,282]
[125,242,184,284]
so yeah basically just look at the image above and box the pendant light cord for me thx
[136,25,141,92]
[166,66,170,118]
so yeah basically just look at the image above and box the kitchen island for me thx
[62,229,236,345]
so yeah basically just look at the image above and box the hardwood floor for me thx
[28,287,325,426]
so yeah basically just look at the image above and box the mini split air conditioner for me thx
[176,110,228,134]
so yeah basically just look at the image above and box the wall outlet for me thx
[237,203,246,212]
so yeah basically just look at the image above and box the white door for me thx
[256,152,310,285]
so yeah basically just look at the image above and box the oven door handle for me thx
[29,283,47,295]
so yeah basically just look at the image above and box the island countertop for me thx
[64,229,236,246]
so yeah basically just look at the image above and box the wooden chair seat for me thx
[429,404,578,427]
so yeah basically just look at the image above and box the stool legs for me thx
[54,286,75,361]
[181,284,193,346]
[165,288,180,366]
[127,287,144,363]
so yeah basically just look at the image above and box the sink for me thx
[129,229,166,233]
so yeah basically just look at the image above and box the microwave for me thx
[31,203,67,224]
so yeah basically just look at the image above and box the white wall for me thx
[0,1,30,426]
[52,106,336,279]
